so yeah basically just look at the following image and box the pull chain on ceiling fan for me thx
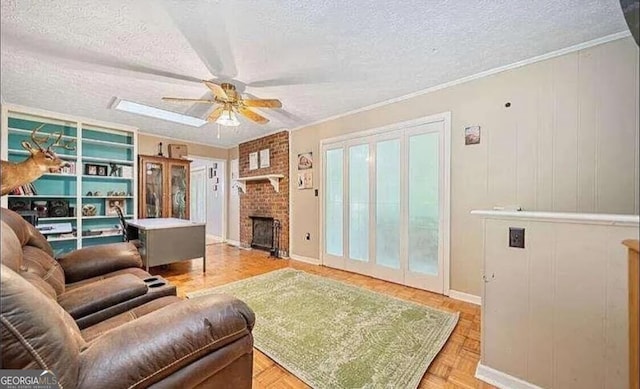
[162,81,282,126]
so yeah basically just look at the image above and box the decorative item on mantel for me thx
[157,142,164,157]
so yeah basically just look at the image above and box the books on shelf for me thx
[11,183,37,196]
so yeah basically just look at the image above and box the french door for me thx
[321,115,450,293]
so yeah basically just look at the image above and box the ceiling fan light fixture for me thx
[216,109,240,127]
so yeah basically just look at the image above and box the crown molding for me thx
[290,31,631,133]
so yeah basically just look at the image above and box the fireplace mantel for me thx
[236,174,285,193]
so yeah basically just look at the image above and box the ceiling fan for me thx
[162,81,282,126]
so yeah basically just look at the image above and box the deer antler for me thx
[48,132,77,151]
[29,124,51,150]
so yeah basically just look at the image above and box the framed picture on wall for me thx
[105,198,125,216]
[297,171,313,189]
[249,152,259,170]
[464,126,481,145]
[260,149,270,168]
[298,152,313,170]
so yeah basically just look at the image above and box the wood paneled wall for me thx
[481,217,637,389]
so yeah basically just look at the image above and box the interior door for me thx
[190,166,207,224]
[228,158,240,244]
[403,122,445,292]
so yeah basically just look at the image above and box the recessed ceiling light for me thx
[112,99,207,127]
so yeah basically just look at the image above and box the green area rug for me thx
[187,269,458,389]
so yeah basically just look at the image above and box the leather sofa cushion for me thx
[1,221,23,272]
[0,208,54,257]
[21,272,57,299]
[58,274,149,319]
[65,267,151,290]
[22,246,65,295]
[81,296,182,342]
[58,242,144,283]
[1,265,85,389]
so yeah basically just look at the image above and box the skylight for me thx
[113,99,207,127]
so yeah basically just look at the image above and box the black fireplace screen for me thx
[249,216,281,257]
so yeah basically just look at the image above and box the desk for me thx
[126,218,206,273]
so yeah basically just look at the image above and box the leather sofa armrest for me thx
[58,242,143,283]
[78,294,255,388]
[58,274,148,319]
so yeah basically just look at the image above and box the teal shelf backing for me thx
[82,128,134,145]
[8,117,77,137]
[82,235,124,246]
[82,142,133,161]
[50,240,79,257]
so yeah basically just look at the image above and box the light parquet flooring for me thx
[152,243,495,389]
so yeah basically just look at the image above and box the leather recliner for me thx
[0,207,176,328]
[1,219,256,388]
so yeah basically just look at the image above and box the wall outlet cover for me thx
[509,227,525,249]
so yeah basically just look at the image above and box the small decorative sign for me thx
[297,171,313,189]
[260,149,270,168]
[465,126,481,145]
[249,152,259,170]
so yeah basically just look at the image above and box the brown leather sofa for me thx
[0,207,177,328]
[1,210,255,388]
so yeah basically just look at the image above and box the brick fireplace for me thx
[239,131,289,256]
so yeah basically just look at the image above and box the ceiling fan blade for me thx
[207,106,225,122]
[238,107,269,124]
[203,81,228,100]
[3,30,203,85]
[242,99,282,108]
[162,97,216,103]
[163,2,238,79]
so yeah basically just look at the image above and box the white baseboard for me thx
[225,239,240,247]
[289,254,320,265]
[448,289,482,305]
[475,363,543,389]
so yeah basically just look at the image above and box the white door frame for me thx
[186,154,227,242]
[319,112,451,295]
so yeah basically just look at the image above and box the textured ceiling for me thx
[0,0,629,147]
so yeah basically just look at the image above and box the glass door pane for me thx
[408,132,440,275]
[144,162,163,218]
[376,139,401,269]
[325,148,343,256]
[349,144,369,261]
[170,164,188,219]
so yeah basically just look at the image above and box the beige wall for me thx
[138,132,229,159]
[290,37,640,295]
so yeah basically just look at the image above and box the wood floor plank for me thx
[153,244,495,388]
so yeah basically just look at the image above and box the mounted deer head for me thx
[1,124,76,196]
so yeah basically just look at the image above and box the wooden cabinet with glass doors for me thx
[138,155,190,219]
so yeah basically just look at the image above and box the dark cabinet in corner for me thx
[138,155,191,219]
